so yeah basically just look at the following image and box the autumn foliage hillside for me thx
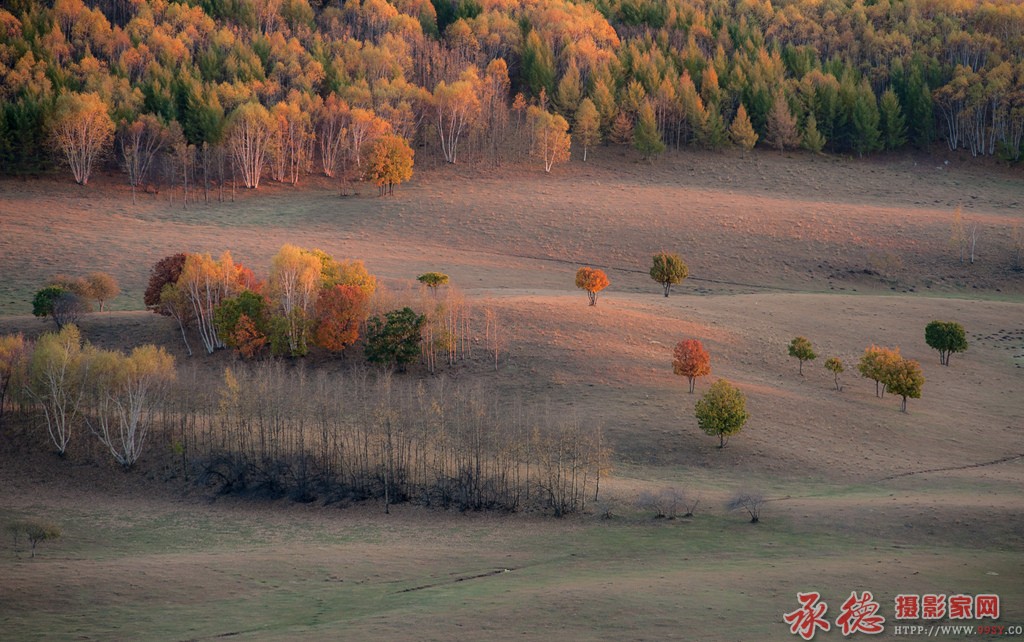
[1,0,1023,188]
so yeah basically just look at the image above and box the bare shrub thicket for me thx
[166,362,605,514]
[639,488,700,519]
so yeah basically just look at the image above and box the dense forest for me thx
[1,0,1022,187]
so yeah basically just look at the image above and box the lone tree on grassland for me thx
[884,358,924,413]
[366,134,414,196]
[788,336,817,375]
[924,320,967,366]
[695,379,749,448]
[728,492,765,523]
[673,339,711,393]
[7,520,61,557]
[85,272,119,311]
[824,357,845,391]
[575,267,609,306]
[650,252,689,297]
[417,272,450,289]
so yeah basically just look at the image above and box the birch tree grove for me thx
[434,71,480,164]
[227,102,275,189]
[50,92,114,186]
[178,252,242,354]
[87,345,176,469]
[118,115,170,204]
[270,245,323,356]
[27,325,89,456]
[316,94,349,177]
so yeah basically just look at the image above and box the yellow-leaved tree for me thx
[50,91,114,185]
[528,106,571,173]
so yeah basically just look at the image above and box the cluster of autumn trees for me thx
[2,0,1023,190]
[142,246,377,357]
[31,271,120,328]
[141,246,504,375]
[0,325,175,467]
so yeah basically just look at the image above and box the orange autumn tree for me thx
[314,285,368,353]
[366,134,414,196]
[575,267,609,306]
[673,339,711,393]
[232,315,268,359]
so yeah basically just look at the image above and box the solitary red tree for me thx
[575,267,609,306]
[673,339,711,393]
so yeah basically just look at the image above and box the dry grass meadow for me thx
[1,148,1022,640]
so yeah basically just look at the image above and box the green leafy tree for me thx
[824,357,844,391]
[33,286,88,330]
[924,320,967,366]
[418,272,450,289]
[365,307,425,371]
[884,358,924,412]
[695,379,749,448]
[214,291,270,358]
[650,252,689,297]
[787,336,817,375]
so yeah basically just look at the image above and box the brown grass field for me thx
[1,148,1022,640]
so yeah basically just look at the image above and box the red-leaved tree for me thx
[314,285,368,353]
[144,253,187,310]
[673,339,711,393]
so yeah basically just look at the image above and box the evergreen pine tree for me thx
[802,112,826,152]
[879,87,907,150]
[634,100,665,159]
[851,79,881,157]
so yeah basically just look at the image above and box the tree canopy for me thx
[575,267,609,306]
[924,320,968,366]
[695,379,749,448]
[650,253,689,297]
[673,339,711,393]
